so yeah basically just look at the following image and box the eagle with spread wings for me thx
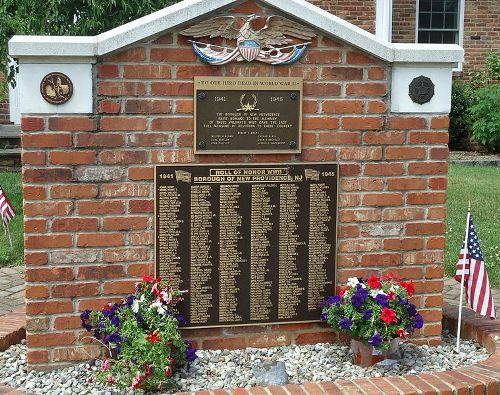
[180,15,316,62]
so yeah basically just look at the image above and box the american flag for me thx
[0,184,16,227]
[455,214,496,319]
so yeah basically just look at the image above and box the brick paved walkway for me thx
[0,266,25,316]
[444,277,500,317]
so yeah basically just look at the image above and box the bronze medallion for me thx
[408,75,435,104]
[155,163,338,329]
[40,72,73,104]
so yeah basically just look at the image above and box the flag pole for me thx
[2,221,13,250]
[456,200,471,353]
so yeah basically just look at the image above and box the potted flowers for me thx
[80,275,197,391]
[319,274,423,367]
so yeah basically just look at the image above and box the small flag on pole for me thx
[0,184,16,226]
[455,213,496,319]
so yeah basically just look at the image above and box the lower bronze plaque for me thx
[155,163,338,328]
[194,77,302,154]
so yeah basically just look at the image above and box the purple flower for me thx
[362,310,372,320]
[374,293,389,307]
[320,312,328,321]
[135,313,145,326]
[185,340,197,362]
[407,303,417,317]
[413,313,424,329]
[80,310,90,321]
[80,310,92,331]
[339,317,352,330]
[368,332,383,347]
[103,309,114,318]
[351,287,368,308]
[318,299,328,309]
[126,295,135,307]
[111,315,120,327]
[407,326,414,334]
[397,295,408,305]
[328,295,342,306]
[176,314,187,325]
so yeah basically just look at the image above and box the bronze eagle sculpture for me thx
[180,15,316,64]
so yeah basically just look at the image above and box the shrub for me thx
[449,81,473,149]
[469,84,500,152]
[81,275,197,391]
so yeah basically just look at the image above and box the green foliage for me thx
[320,275,422,351]
[0,0,179,85]
[449,81,473,149]
[486,52,500,80]
[469,84,500,152]
[81,276,196,391]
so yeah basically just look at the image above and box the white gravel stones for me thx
[0,333,490,394]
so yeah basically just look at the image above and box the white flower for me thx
[131,294,144,313]
[371,289,387,298]
[150,301,167,315]
[347,277,360,287]
[390,285,400,292]
[160,290,172,305]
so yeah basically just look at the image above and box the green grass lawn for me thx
[0,165,499,288]
[445,165,500,288]
[0,172,23,266]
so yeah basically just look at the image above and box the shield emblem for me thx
[238,40,261,62]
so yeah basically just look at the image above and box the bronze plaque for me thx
[194,77,302,154]
[155,163,338,329]
[40,72,73,105]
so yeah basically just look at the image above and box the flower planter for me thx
[350,338,400,367]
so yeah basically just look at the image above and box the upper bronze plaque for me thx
[194,77,302,154]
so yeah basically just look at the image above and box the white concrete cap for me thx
[19,63,93,114]
[9,0,464,65]
[391,64,453,113]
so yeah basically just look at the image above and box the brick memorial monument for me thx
[8,0,462,368]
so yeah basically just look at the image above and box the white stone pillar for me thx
[375,0,392,42]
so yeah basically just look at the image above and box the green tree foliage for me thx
[469,84,500,152]
[449,81,473,150]
[467,51,500,152]
[1,0,179,85]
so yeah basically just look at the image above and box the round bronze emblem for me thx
[40,72,73,105]
[408,75,435,105]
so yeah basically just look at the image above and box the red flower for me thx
[399,281,415,297]
[380,307,398,325]
[143,275,156,283]
[165,366,172,378]
[388,291,396,301]
[107,376,115,384]
[167,357,175,365]
[146,330,161,346]
[396,328,408,339]
[367,275,381,289]
[384,273,399,281]
[339,287,346,297]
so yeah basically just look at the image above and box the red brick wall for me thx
[462,0,500,76]
[392,0,416,43]
[308,0,376,33]
[22,1,449,368]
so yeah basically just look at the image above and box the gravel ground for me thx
[0,333,490,394]
[449,150,500,161]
